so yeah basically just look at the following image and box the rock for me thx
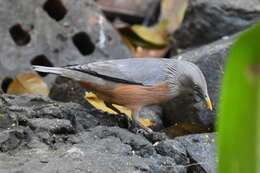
[164,35,235,129]
[0,128,32,152]
[27,118,75,134]
[174,0,260,49]
[49,77,90,107]
[0,94,124,133]
[0,125,188,172]
[155,140,189,165]
[97,0,160,25]
[0,0,131,92]
[0,94,194,173]
[0,94,217,173]
[175,133,216,173]
[155,133,216,173]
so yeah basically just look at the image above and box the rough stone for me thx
[176,133,216,173]
[27,118,75,134]
[155,140,189,165]
[0,128,32,152]
[0,94,122,132]
[0,94,218,173]
[174,0,260,49]
[0,94,194,173]
[0,0,131,91]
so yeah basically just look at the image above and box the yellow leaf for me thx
[139,118,155,127]
[7,73,49,96]
[160,0,188,33]
[84,92,155,128]
[84,92,132,119]
[131,21,169,46]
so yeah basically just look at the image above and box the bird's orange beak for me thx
[205,96,213,111]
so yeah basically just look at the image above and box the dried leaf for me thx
[160,0,188,33]
[85,92,132,119]
[84,92,155,128]
[131,21,169,46]
[134,46,169,58]
[7,73,49,96]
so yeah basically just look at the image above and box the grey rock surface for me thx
[0,0,131,91]
[176,133,216,173]
[0,94,192,173]
[0,127,186,173]
[173,0,260,49]
[155,139,189,165]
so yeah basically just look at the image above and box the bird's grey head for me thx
[166,60,212,110]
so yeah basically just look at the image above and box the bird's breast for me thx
[96,82,171,109]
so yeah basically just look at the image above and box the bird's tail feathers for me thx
[32,65,103,85]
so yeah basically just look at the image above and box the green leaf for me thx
[217,24,260,173]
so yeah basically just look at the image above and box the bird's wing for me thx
[65,58,168,85]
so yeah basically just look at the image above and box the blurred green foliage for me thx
[217,23,260,173]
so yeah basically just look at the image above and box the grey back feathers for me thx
[65,58,167,86]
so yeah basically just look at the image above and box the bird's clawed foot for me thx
[136,127,153,135]
[130,120,153,135]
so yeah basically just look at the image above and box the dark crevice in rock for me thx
[9,24,31,46]
[0,128,32,152]
[187,156,207,173]
[43,0,67,21]
[72,32,95,56]
[30,55,53,77]
[1,77,13,93]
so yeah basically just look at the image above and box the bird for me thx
[33,58,212,133]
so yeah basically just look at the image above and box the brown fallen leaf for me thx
[7,72,49,96]
[119,28,169,58]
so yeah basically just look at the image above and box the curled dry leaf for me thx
[119,0,188,58]
[84,92,154,127]
[7,72,49,96]
[131,21,169,46]
[130,0,188,45]
[85,92,132,118]
[160,0,188,33]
